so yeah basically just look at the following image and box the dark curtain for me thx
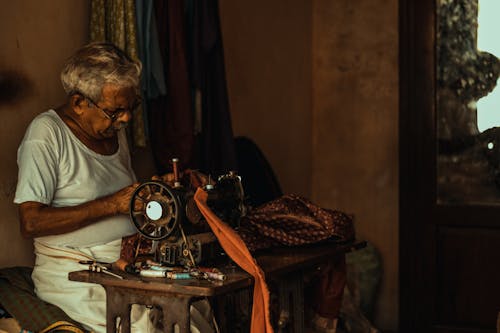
[148,0,236,176]
[149,0,194,173]
[188,0,237,176]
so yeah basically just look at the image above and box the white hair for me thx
[60,43,142,101]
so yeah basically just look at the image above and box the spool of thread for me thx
[146,259,162,266]
[150,265,172,272]
[166,272,191,280]
[140,269,167,278]
[172,158,179,183]
[113,258,138,274]
[205,272,227,281]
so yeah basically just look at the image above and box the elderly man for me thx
[14,43,213,333]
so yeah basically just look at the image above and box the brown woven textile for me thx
[116,233,153,272]
[238,194,355,252]
[119,233,141,263]
[0,267,87,333]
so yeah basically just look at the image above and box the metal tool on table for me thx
[80,260,123,279]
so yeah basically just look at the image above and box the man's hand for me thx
[110,183,140,214]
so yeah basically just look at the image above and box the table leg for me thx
[277,272,304,333]
[105,300,115,333]
[157,296,191,333]
[105,286,131,333]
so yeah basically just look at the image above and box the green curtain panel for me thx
[90,0,147,148]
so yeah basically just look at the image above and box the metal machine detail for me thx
[129,159,245,266]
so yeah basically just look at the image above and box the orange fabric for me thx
[194,188,273,333]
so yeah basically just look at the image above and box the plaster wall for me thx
[219,0,313,197]
[220,0,399,330]
[312,1,399,330]
[0,0,90,267]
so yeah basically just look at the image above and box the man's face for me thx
[82,84,138,139]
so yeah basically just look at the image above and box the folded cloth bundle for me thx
[238,194,355,252]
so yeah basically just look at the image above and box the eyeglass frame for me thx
[72,91,142,122]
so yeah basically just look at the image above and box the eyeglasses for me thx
[76,92,142,122]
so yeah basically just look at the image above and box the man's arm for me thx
[19,183,139,238]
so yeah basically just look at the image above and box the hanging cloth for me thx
[135,0,166,99]
[187,0,237,175]
[89,0,147,148]
[194,188,274,333]
[149,0,195,173]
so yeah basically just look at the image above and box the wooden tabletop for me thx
[68,240,365,297]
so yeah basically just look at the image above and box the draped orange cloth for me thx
[194,188,273,333]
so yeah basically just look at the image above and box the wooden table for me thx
[69,240,365,333]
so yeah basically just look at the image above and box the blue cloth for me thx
[135,0,167,99]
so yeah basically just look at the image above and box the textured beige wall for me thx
[311,0,399,330]
[0,1,90,267]
[219,0,313,197]
[312,0,398,329]
[221,0,399,330]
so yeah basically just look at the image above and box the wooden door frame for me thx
[399,0,437,331]
[400,0,500,332]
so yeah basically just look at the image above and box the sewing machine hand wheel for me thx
[129,181,181,240]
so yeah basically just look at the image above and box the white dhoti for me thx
[32,240,215,333]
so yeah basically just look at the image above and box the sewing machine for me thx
[128,159,246,266]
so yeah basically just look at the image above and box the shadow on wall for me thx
[0,69,33,106]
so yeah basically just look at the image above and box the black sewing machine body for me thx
[129,171,245,266]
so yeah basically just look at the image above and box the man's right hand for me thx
[110,183,140,214]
